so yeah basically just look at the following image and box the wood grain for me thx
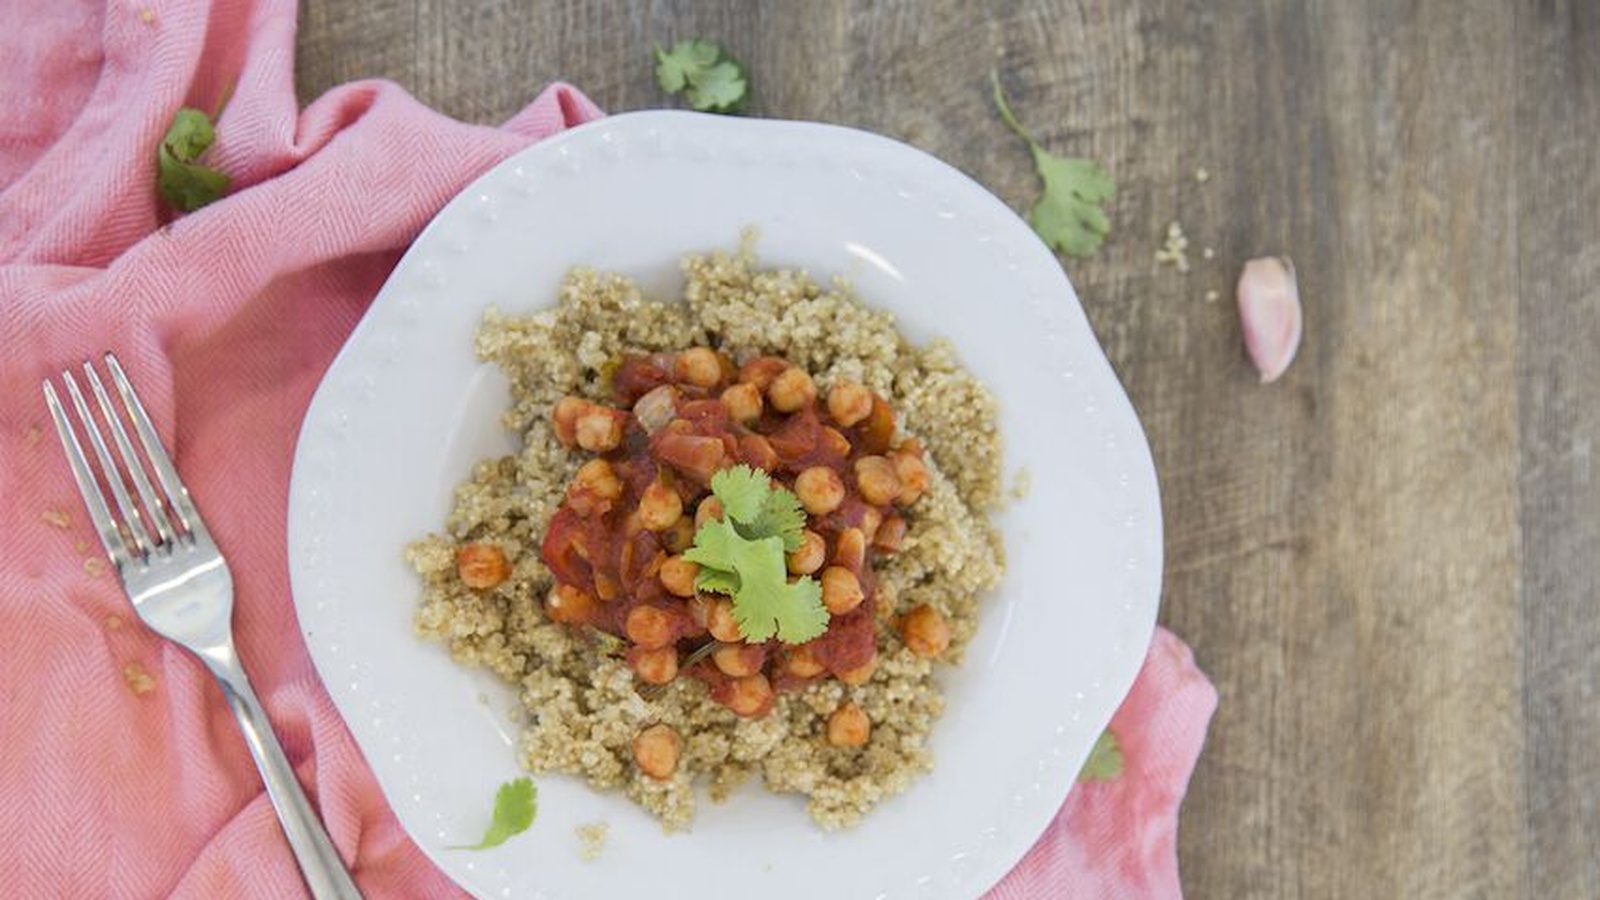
[1516,3,1600,896]
[295,2,1600,897]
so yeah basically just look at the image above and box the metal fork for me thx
[44,353,364,900]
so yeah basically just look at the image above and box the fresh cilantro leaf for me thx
[1027,146,1115,258]
[990,71,1115,258]
[683,518,745,572]
[1077,729,1124,783]
[452,777,537,850]
[158,145,230,213]
[157,106,230,213]
[710,465,770,524]
[695,566,741,595]
[654,39,748,113]
[747,485,806,552]
[737,565,827,644]
[655,39,720,93]
[706,465,807,551]
[165,108,215,160]
[684,519,827,644]
[685,60,747,112]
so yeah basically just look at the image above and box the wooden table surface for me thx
[296,3,1599,897]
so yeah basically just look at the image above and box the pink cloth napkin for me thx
[0,1,1217,897]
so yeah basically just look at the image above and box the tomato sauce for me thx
[539,349,924,716]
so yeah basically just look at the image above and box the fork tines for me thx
[43,353,200,570]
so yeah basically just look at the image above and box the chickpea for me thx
[720,382,764,424]
[795,466,845,515]
[573,458,623,498]
[837,654,877,686]
[675,347,724,389]
[706,598,743,642]
[456,542,510,590]
[664,516,696,553]
[873,514,907,553]
[821,566,864,615]
[625,605,677,650]
[833,528,866,573]
[853,455,902,507]
[786,529,827,575]
[900,604,951,658]
[712,643,764,677]
[738,356,788,391]
[574,406,625,452]
[695,496,725,528]
[632,646,679,685]
[892,451,929,505]
[638,480,684,531]
[785,644,827,678]
[767,366,817,413]
[632,723,681,780]
[723,674,775,718]
[658,556,701,598]
[568,459,623,515]
[551,396,588,446]
[544,583,596,624]
[826,382,873,427]
[826,701,871,748]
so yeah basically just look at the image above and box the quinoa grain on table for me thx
[406,248,1004,830]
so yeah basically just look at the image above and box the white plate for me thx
[288,111,1161,900]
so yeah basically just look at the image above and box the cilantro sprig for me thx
[684,465,826,644]
[655,39,749,113]
[990,71,1116,258]
[704,465,806,551]
[452,777,538,850]
[157,106,231,213]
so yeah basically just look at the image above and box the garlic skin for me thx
[1236,256,1302,383]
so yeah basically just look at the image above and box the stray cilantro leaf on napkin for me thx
[1077,729,1124,783]
[990,71,1116,258]
[655,39,748,113]
[157,107,230,213]
[452,777,538,850]
[684,465,826,644]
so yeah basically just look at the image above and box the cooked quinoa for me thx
[575,821,609,861]
[406,247,1004,831]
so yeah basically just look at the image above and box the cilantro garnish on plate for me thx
[452,776,538,850]
[684,465,827,644]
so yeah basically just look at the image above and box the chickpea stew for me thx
[407,249,1004,830]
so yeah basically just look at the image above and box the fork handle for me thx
[206,654,366,900]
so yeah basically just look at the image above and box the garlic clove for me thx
[1236,256,1302,383]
